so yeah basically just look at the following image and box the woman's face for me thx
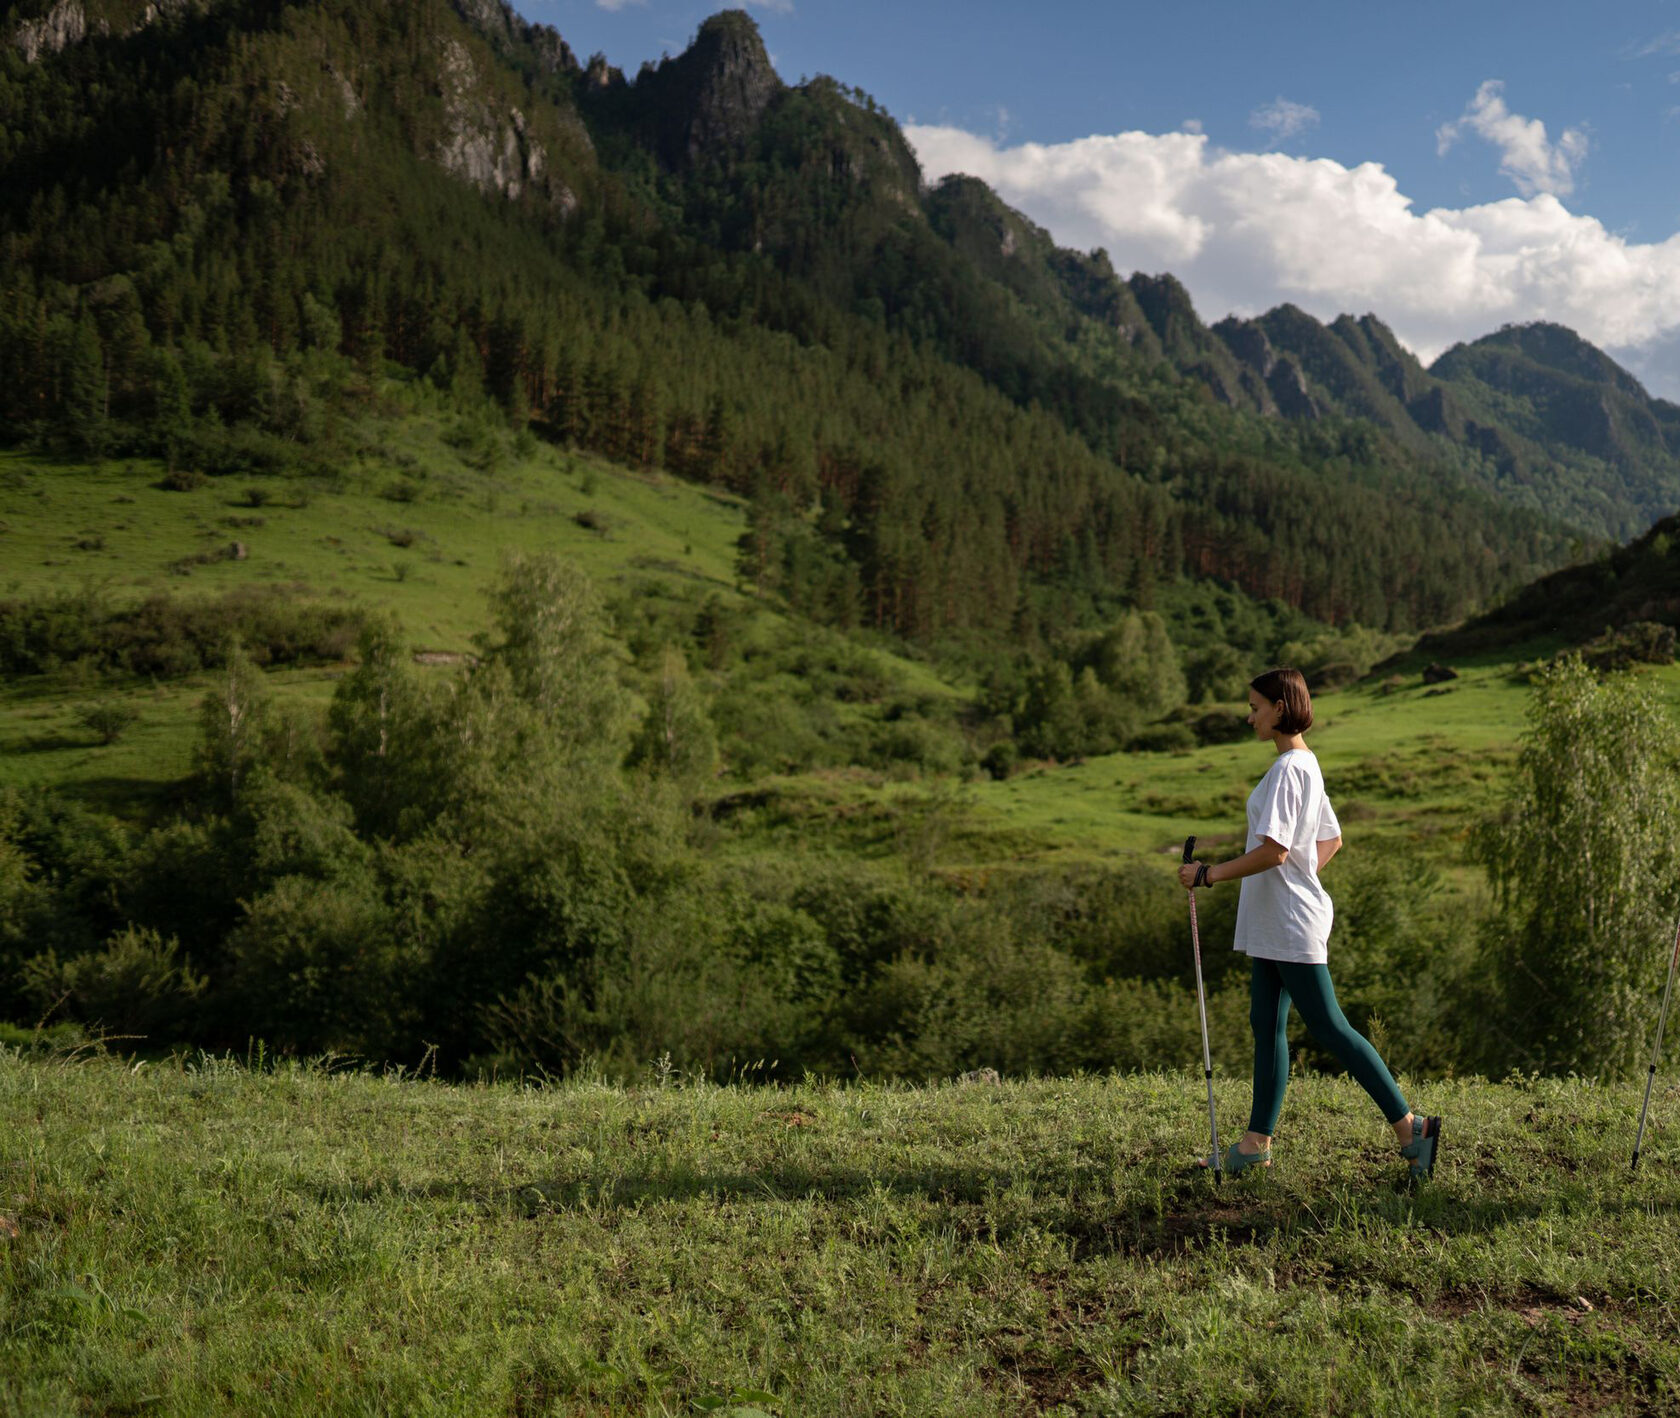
[1247,689,1282,739]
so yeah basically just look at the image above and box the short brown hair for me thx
[1250,667,1314,735]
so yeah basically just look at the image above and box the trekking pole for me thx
[1632,909,1680,1170]
[1184,836,1222,1185]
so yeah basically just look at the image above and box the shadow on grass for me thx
[306,1161,1678,1259]
[54,775,187,818]
[6,732,92,754]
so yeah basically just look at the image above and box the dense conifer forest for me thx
[0,0,1626,647]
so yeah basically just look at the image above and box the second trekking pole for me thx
[1184,836,1222,1184]
[1632,909,1680,1170]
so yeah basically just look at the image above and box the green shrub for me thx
[712,686,826,776]
[19,926,205,1042]
[1185,710,1249,745]
[865,716,964,776]
[76,700,140,744]
[980,742,1018,780]
[1575,620,1676,672]
[0,586,365,679]
[481,888,842,1081]
[221,871,415,1058]
[1128,722,1197,754]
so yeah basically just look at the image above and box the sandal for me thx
[1200,1140,1272,1174]
[1402,1115,1443,1181]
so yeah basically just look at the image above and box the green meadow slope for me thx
[0,417,957,814]
[1,1049,1676,1416]
[8,425,1680,880]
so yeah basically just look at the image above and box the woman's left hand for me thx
[1178,861,1207,889]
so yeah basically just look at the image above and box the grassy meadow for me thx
[2,1048,1678,1416]
[9,420,1680,1415]
[10,427,1680,890]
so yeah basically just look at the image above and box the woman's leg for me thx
[1247,956,1292,1138]
[1277,962,1410,1127]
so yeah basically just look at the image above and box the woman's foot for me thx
[1198,1133,1273,1172]
[1401,1115,1443,1181]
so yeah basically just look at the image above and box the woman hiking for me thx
[1177,668,1442,1182]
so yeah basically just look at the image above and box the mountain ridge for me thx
[1,0,1664,646]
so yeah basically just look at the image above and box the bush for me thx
[1128,722,1196,754]
[712,687,825,776]
[1186,710,1249,745]
[865,716,964,776]
[221,871,416,1057]
[19,926,205,1042]
[0,586,366,679]
[76,699,140,744]
[980,742,1018,780]
[1576,620,1676,673]
[481,888,842,1081]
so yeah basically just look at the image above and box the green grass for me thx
[3,1049,1678,1415]
[9,426,1680,892]
[0,428,957,814]
[0,434,746,647]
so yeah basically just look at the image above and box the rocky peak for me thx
[450,0,579,76]
[434,36,572,208]
[1212,317,1275,379]
[585,52,625,90]
[1477,322,1648,400]
[648,9,783,168]
[1127,272,1214,356]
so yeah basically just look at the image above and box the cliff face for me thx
[645,10,784,169]
[11,0,85,61]
[7,0,217,60]
[435,35,576,207]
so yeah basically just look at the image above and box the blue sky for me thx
[529,1,1680,394]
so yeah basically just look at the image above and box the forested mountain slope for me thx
[3,0,1670,645]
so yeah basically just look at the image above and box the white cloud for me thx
[1436,81,1587,197]
[745,0,795,12]
[1249,97,1319,143]
[904,123,1680,394]
[1635,29,1680,57]
[594,0,645,10]
[1180,119,1204,135]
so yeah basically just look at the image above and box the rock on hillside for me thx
[628,9,784,170]
[7,0,214,60]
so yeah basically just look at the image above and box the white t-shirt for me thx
[1232,748,1342,964]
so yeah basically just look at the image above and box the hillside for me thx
[0,0,1635,643]
[1135,297,1680,542]
[1398,508,1680,663]
[2,1050,1676,1415]
[7,1,1680,1099]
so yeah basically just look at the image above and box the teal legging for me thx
[1248,956,1408,1135]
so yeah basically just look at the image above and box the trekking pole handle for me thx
[1183,835,1196,866]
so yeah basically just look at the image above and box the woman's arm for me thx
[1178,837,1286,888]
[1316,835,1343,872]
